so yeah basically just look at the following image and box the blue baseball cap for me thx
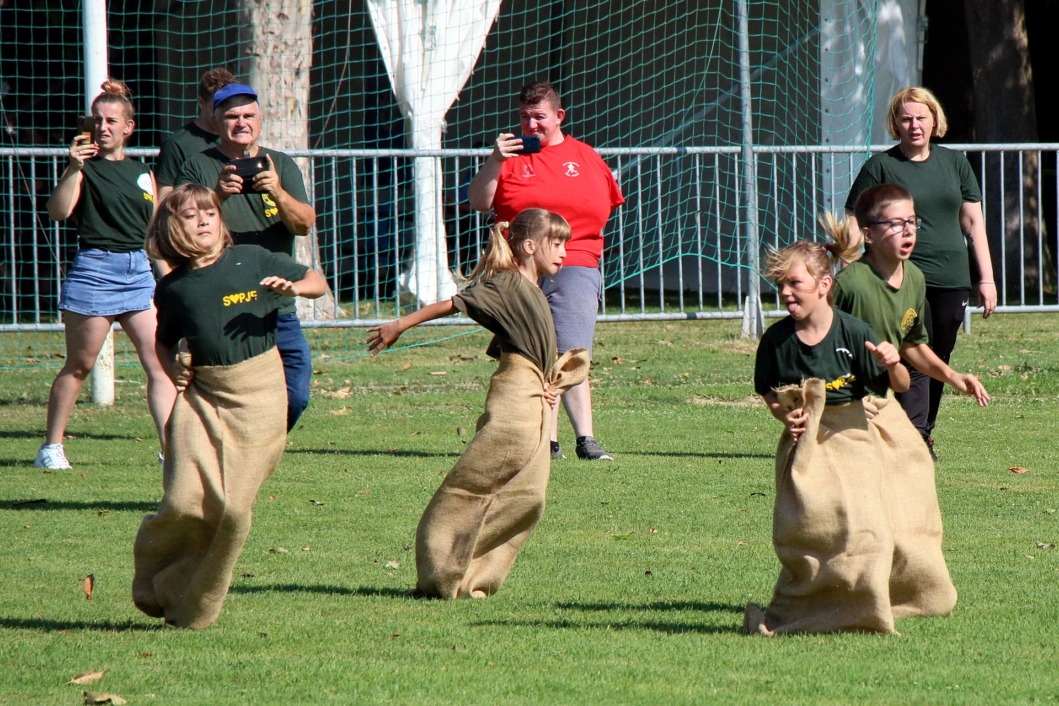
[213,83,258,111]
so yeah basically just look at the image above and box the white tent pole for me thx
[84,0,114,406]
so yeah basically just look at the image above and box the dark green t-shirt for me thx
[833,259,928,348]
[176,146,310,314]
[74,158,155,252]
[155,122,218,187]
[453,269,557,375]
[845,144,982,290]
[754,309,890,406]
[155,244,309,367]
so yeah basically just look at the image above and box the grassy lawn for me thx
[1,315,1057,704]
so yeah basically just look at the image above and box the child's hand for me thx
[543,385,559,407]
[260,276,298,297]
[172,367,194,393]
[955,373,991,407]
[865,340,901,368]
[861,396,879,420]
[768,400,808,442]
[366,321,402,355]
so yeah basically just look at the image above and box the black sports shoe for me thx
[550,441,565,460]
[925,436,939,462]
[575,436,614,461]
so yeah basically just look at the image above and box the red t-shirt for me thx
[492,136,624,268]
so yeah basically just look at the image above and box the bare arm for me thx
[961,201,996,318]
[467,132,523,212]
[900,341,990,406]
[761,390,808,442]
[366,299,458,355]
[866,340,910,393]
[260,268,328,300]
[155,339,193,392]
[46,135,98,221]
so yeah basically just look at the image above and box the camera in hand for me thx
[520,135,541,154]
[229,156,268,193]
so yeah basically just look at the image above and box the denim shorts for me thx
[540,265,602,355]
[59,248,155,317]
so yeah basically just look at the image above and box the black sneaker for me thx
[925,436,939,462]
[550,441,565,460]
[575,436,614,461]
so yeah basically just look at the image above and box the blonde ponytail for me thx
[818,211,862,265]
[459,220,516,288]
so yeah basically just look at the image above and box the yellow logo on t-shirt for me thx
[825,373,856,391]
[223,290,259,306]
[900,308,918,334]
[263,193,278,219]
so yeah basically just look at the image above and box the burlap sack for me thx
[870,393,957,618]
[415,348,590,598]
[745,379,957,635]
[132,347,288,629]
[747,379,898,635]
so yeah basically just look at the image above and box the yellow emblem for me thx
[900,308,918,334]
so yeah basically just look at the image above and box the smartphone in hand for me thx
[520,135,541,154]
[77,116,97,144]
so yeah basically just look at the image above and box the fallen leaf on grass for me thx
[1035,541,1055,549]
[429,371,447,376]
[83,691,127,705]
[644,570,653,576]
[240,573,255,578]
[359,489,370,496]
[401,364,412,371]
[302,546,312,552]
[385,561,401,569]
[457,427,467,437]
[269,547,289,554]
[82,574,94,601]
[310,499,325,505]
[389,632,400,638]
[737,541,747,546]
[69,670,105,685]
[1010,467,1029,474]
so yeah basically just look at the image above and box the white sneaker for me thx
[34,444,72,470]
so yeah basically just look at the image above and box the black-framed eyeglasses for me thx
[870,216,922,234]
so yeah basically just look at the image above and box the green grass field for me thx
[1,315,1057,704]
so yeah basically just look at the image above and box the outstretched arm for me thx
[366,299,458,355]
[900,341,990,406]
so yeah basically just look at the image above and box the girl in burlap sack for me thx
[132,184,326,628]
[746,239,911,635]
[367,208,589,598]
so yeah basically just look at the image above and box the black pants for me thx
[895,287,969,440]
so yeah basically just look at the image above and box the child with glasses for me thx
[832,183,990,430]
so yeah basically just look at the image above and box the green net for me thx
[1,0,878,368]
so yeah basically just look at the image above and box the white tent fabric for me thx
[367,0,503,304]
[818,0,922,209]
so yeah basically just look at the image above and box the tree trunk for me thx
[964,0,1046,298]
[240,0,342,319]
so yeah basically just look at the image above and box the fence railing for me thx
[3,144,1057,332]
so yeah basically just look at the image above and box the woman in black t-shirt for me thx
[36,79,176,470]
